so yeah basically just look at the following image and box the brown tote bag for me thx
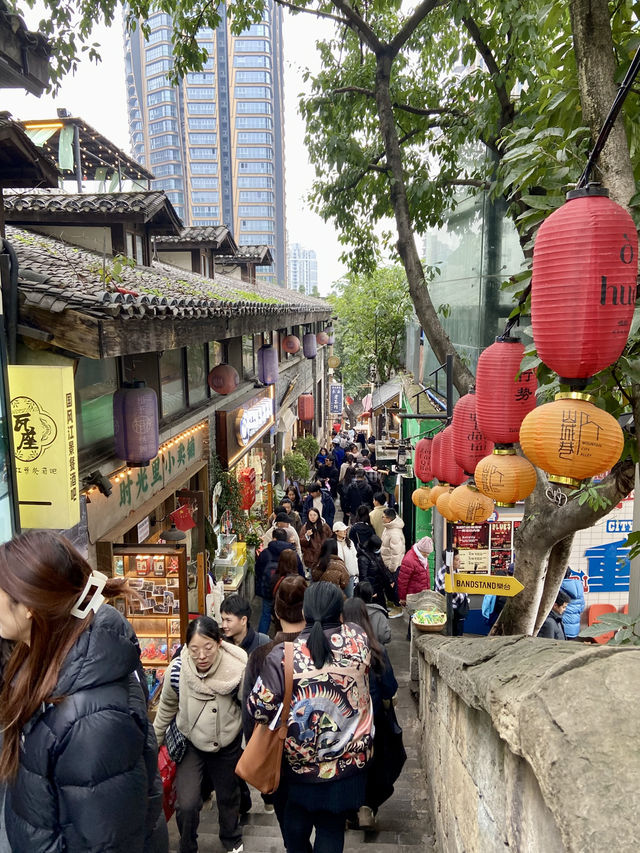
[236,641,294,795]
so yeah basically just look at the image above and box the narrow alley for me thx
[167,615,436,852]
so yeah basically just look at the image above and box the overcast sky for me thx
[3,7,348,293]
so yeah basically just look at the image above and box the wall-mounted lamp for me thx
[84,470,113,498]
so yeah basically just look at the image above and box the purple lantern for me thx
[303,333,317,359]
[113,381,159,466]
[258,344,279,385]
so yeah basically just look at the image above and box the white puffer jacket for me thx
[336,538,359,579]
[381,516,406,571]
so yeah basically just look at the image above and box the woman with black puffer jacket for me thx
[0,530,167,853]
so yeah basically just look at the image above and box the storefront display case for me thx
[213,530,248,593]
[109,544,188,705]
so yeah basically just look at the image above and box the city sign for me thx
[444,572,524,597]
[329,383,344,415]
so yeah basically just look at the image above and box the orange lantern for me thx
[449,484,494,524]
[411,486,433,510]
[298,393,315,422]
[282,334,301,354]
[474,448,537,506]
[429,483,450,504]
[519,392,624,487]
[208,363,239,395]
[316,331,329,346]
[436,489,458,522]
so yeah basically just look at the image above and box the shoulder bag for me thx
[235,641,294,795]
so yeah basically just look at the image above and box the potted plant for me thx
[283,451,311,485]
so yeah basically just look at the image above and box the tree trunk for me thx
[569,0,636,207]
[493,457,635,634]
[534,534,575,634]
[374,53,474,396]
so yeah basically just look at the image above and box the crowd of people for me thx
[0,434,591,853]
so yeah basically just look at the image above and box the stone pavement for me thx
[167,614,436,852]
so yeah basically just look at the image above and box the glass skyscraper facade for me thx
[288,242,318,295]
[124,1,287,286]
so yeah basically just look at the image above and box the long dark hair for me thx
[303,582,343,668]
[343,466,356,489]
[0,531,129,780]
[304,509,325,537]
[354,505,372,524]
[343,597,384,674]
[316,538,338,574]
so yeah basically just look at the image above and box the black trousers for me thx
[175,737,242,853]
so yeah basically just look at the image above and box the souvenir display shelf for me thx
[111,544,188,706]
[213,531,248,592]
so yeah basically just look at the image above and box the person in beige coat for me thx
[368,492,387,539]
[380,508,406,573]
[154,616,247,853]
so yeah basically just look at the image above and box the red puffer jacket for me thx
[397,545,430,601]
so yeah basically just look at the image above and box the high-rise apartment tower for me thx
[288,242,318,295]
[124,1,286,286]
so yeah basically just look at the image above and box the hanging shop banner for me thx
[8,365,80,530]
[86,421,208,543]
[329,383,344,415]
[215,385,275,468]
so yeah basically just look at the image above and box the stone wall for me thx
[414,634,640,853]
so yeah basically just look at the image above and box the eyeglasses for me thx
[189,644,217,658]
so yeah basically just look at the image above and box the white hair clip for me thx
[70,570,108,619]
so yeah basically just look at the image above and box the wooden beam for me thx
[19,304,102,357]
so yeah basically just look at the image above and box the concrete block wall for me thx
[415,635,640,853]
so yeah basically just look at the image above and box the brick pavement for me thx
[167,615,436,852]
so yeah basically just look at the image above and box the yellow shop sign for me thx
[8,365,80,529]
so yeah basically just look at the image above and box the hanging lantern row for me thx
[257,344,279,385]
[303,333,317,359]
[113,381,159,467]
[474,449,537,506]
[451,390,493,474]
[413,437,433,483]
[449,483,495,524]
[439,426,465,487]
[411,485,433,511]
[298,393,314,422]
[531,187,637,385]
[476,337,537,444]
[519,392,623,488]
[282,334,301,354]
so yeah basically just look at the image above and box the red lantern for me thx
[413,437,433,483]
[282,334,301,354]
[208,363,239,395]
[452,391,493,474]
[298,393,314,422]
[431,430,444,482]
[476,338,537,444]
[439,426,465,486]
[532,188,637,383]
[316,331,329,346]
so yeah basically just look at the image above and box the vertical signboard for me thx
[8,365,80,529]
[329,383,344,415]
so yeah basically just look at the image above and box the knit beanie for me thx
[416,536,434,555]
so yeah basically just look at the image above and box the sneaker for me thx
[357,805,377,830]
[388,606,403,619]
[264,803,275,814]
[227,845,243,853]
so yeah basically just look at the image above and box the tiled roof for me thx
[214,245,272,264]
[8,226,330,320]
[155,226,232,247]
[0,116,59,189]
[4,191,182,232]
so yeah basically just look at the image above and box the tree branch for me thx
[332,85,467,118]
[388,0,446,58]
[330,0,383,52]
[273,0,349,25]
[333,128,426,194]
[461,15,514,123]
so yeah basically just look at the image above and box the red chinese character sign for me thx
[531,187,637,384]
